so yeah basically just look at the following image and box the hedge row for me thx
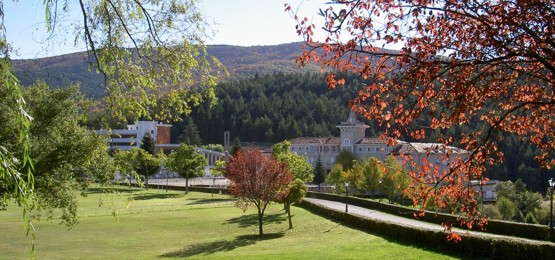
[306,191,555,242]
[299,199,555,259]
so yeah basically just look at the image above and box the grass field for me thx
[0,186,461,259]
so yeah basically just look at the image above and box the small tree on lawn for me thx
[210,160,226,196]
[276,179,307,229]
[167,143,208,194]
[225,148,292,235]
[133,148,164,189]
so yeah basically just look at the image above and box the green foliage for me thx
[361,157,383,198]
[186,72,365,144]
[177,117,202,146]
[0,57,35,239]
[494,180,545,224]
[496,197,515,220]
[313,156,326,185]
[140,133,155,154]
[272,141,314,183]
[335,150,356,170]
[343,161,365,194]
[280,178,308,229]
[3,82,114,226]
[133,149,165,188]
[231,136,241,156]
[381,156,410,203]
[209,160,226,177]
[202,144,225,153]
[166,143,208,193]
[326,164,346,194]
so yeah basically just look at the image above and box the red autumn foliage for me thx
[224,148,292,235]
[287,0,554,238]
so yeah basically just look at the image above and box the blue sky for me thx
[4,0,326,59]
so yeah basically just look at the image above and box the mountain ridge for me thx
[12,42,320,97]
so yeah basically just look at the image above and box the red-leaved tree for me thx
[288,0,554,241]
[225,148,292,235]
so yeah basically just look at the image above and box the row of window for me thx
[291,145,391,153]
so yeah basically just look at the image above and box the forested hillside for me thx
[12,42,319,98]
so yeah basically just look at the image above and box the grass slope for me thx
[0,187,459,259]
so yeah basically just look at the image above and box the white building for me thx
[289,111,469,171]
[98,121,176,153]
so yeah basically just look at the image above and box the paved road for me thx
[305,198,555,246]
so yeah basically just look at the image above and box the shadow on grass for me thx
[132,193,185,200]
[188,198,235,205]
[225,211,287,228]
[85,187,142,194]
[160,233,284,258]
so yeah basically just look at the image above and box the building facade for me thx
[289,111,469,172]
[98,121,176,153]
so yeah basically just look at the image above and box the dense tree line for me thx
[175,72,379,144]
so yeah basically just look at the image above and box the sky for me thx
[3,0,326,59]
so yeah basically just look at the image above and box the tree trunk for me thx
[287,203,293,229]
[257,206,264,235]
[185,177,189,194]
[145,175,149,190]
[318,183,321,192]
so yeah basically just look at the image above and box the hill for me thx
[11,42,319,98]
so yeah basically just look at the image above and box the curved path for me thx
[304,198,555,246]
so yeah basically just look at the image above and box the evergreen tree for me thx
[231,136,242,156]
[313,156,326,192]
[140,133,155,154]
[178,117,201,146]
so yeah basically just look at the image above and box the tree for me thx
[166,143,208,194]
[2,0,221,240]
[272,141,314,183]
[277,179,307,229]
[140,133,155,155]
[326,164,346,194]
[224,149,292,235]
[178,117,202,146]
[288,0,555,236]
[0,60,34,234]
[343,161,365,194]
[231,136,242,156]
[2,83,113,226]
[496,197,515,221]
[381,156,410,204]
[335,150,356,170]
[210,160,226,197]
[361,157,384,199]
[132,149,164,190]
[313,156,326,192]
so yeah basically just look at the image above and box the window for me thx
[343,139,350,144]
[305,146,308,151]
[368,147,372,152]
[358,147,363,152]
[331,146,336,152]
[375,147,380,152]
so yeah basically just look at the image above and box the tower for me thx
[337,110,369,152]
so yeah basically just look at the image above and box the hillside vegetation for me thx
[12,42,319,98]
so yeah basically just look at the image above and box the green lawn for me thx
[0,186,461,259]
